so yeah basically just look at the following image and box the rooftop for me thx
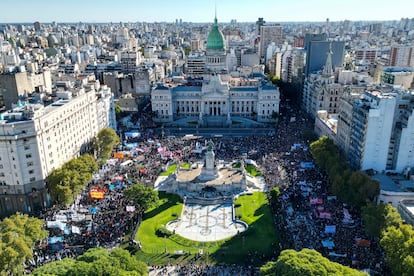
[373,174,414,193]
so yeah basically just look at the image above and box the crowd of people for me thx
[149,263,256,276]
[25,101,389,275]
[29,160,141,270]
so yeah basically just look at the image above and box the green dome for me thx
[206,17,225,51]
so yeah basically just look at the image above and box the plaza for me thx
[166,202,247,242]
[154,142,266,242]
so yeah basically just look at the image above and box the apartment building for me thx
[0,85,116,217]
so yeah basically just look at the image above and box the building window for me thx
[30,177,36,182]
[27,162,33,167]
[0,173,4,177]
[29,170,34,174]
[26,154,32,158]
[24,145,30,150]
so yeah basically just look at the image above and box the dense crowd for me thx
[26,102,388,275]
[149,263,257,276]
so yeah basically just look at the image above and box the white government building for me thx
[0,83,116,216]
[151,17,280,126]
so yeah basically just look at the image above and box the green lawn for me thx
[134,192,277,266]
[159,164,177,176]
[245,164,262,176]
[213,192,277,264]
[180,162,191,169]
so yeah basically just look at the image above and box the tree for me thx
[0,213,47,275]
[95,128,120,165]
[381,224,414,276]
[46,154,98,205]
[260,249,367,276]
[362,203,403,238]
[115,102,125,120]
[32,247,147,276]
[302,130,319,144]
[310,136,379,210]
[124,184,159,214]
[269,187,281,210]
[32,258,76,276]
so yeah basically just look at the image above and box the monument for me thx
[197,140,219,181]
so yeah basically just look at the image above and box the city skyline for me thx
[2,0,414,24]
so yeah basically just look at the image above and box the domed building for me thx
[206,17,226,51]
[151,17,280,127]
[205,17,227,74]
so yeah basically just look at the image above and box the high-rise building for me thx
[284,49,306,83]
[389,45,414,67]
[348,89,398,171]
[120,50,141,73]
[355,48,381,64]
[185,51,205,77]
[304,33,345,77]
[33,21,41,31]
[0,85,116,217]
[255,17,265,36]
[259,24,282,61]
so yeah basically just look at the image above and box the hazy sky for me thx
[2,0,414,23]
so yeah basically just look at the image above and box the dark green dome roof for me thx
[206,17,225,51]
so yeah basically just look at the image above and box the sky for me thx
[2,0,414,23]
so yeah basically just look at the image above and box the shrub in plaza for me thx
[156,226,173,237]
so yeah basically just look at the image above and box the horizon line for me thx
[0,19,405,25]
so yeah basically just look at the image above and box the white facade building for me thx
[0,86,116,216]
[151,17,280,126]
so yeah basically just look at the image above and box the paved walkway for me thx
[166,202,246,242]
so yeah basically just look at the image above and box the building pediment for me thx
[202,90,228,98]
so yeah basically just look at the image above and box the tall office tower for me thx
[259,24,282,61]
[33,21,41,31]
[256,17,266,36]
[0,86,116,217]
[304,33,345,77]
[389,45,414,67]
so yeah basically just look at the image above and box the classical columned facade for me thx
[151,16,280,125]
